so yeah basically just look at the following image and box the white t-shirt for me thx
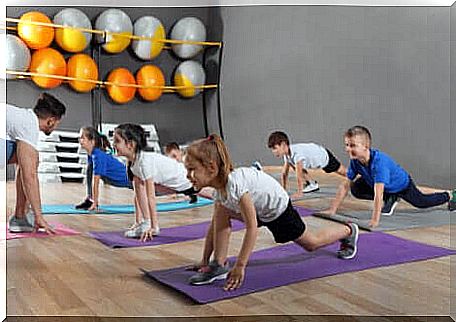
[284,143,329,169]
[130,151,193,192]
[6,104,40,150]
[214,167,290,222]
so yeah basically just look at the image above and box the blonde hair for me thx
[186,134,234,193]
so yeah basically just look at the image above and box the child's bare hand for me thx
[88,203,98,211]
[319,208,336,216]
[33,215,56,235]
[140,228,155,242]
[290,192,304,200]
[224,265,245,291]
[368,219,379,228]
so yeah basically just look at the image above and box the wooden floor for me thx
[6,168,454,317]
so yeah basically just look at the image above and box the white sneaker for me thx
[251,161,263,171]
[303,181,319,193]
[124,221,151,238]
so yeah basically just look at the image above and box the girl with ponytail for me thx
[113,123,198,240]
[184,134,359,290]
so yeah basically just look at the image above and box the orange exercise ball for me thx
[29,48,67,89]
[67,54,99,92]
[17,11,55,49]
[106,68,136,104]
[136,65,165,101]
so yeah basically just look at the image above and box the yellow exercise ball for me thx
[17,11,54,50]
[173,61,205,98]
[131,16,165,60]
[54,8,92,53]
[67,54,99,92]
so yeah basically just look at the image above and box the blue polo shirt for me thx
[347,148,410,193]
[88,148,130,187]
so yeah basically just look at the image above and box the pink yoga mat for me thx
[6,222,80,240]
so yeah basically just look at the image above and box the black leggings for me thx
[350,177,449,209]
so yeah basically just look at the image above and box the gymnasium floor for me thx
[6,168,454,317]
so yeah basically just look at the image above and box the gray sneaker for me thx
[8,210,35,233]
[337,223,359,260]
[188,260,229,285]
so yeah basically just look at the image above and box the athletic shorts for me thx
[322,148,341,173]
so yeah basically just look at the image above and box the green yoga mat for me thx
[41,197,213,215]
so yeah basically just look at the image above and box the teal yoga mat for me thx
[41,197,213,214]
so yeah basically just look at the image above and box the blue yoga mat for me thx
[42,197,213,215]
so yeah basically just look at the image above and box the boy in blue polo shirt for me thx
[322,125,455,228]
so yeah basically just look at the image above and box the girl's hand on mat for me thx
[140,228,155,242]
[34,215,56,235]
[88,203,98,211]
[224,266,245,291]
[291,192,304,200]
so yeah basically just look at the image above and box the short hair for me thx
[33,92,66,119]
[165,142,180,154]
[345,125,372,146]
[267,131,290,148]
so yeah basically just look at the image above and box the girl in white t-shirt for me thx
[184,134,359,290]
[113,123,198,240]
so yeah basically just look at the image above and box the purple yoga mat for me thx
[144,232,456,304]
[88,207,314,248]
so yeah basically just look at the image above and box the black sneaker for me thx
[381,195,399,216]
[75,198,93,210]
[449,189,456,212]
[189,194,198,204]
[337,223,359,260]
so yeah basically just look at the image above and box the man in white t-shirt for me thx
[268,131,347,199]
[6,93,66,234]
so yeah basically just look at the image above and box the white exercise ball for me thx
[95,9,133,54]
[132,16,165,60]
[171,17,206,59]
[6,34,31,79]
[173,60,206,98]
[53,8,92,52]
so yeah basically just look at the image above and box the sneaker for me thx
[449,189,456,212]
[189,194,198,204]
[381,195,399,216]
[188,260,229,285]
[8,210,35,233]
[302,181,319,193]
[251,161,263,171]
[75,198,93,210]
[124,221,151,238]
[337,223,359,260]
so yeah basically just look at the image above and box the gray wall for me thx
[6,6,222,146]
[219,6,453,188]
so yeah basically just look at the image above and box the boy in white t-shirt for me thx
[6,93,67,234]
[182,134,358,290]
[268,131,347,199]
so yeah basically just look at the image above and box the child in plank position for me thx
[267,131,347,199]
[113,123,198,239]
[184,134,359,290]
[321,125,456,227]
[76,126,133,210]
[164,142,184,163]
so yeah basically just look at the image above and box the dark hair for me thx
[81,127,112,152]
[345,125,372,146]
[165,142,180,154]
[186,134,234,192]
[114,123,148,153]
[33,92,66,119]
[267,131,290,148]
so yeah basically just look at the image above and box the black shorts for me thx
[258,200,306,243]
[322,148,341,173]
[179,186,199,196]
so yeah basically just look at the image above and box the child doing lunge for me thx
[321,126,456,228]
[267,131,347,199]
[184,134,359,290]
